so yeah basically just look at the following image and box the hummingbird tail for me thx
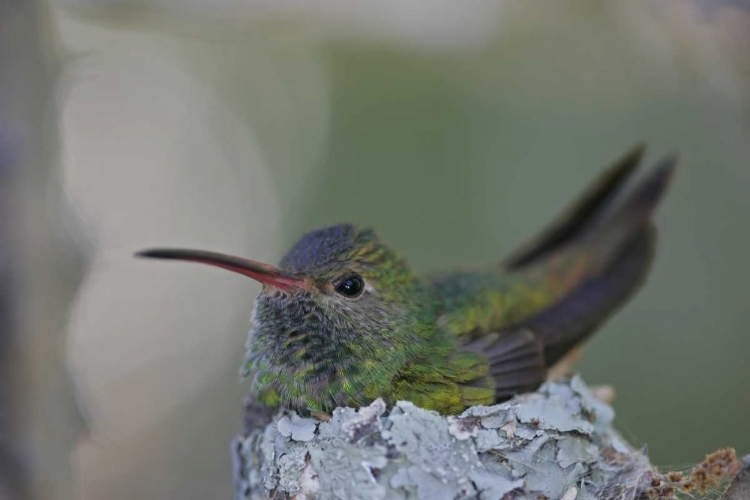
[531,224,657,366]
[432,146,676,403]
[466,221,659,402]
[503,143,645,270]
[528,153,677,366]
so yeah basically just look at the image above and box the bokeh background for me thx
[2,0,749,498]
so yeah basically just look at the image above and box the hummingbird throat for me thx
[243,289,419,412]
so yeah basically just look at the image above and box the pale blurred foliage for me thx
[47,1,750,498]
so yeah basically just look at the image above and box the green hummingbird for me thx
[137,145,676,417]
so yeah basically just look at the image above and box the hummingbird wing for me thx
[461,328,547,401]
[432,148,677,402]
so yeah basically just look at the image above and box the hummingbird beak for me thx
[135,248,304,291]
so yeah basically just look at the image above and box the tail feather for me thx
[580,154,676,275]
[532,225,657,366]
[524,154,677,365]
[474,152,677,401]
[503,143,646,270]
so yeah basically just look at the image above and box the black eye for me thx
[335,275,364,298]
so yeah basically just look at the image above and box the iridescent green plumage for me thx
[137,145,676,417]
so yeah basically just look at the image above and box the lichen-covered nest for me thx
[232,376,668,500]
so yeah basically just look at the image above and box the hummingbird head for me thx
[137,223,437,411]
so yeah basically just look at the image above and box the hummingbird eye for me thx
[334,275,364,298]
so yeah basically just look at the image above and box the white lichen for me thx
[234,376,655,500]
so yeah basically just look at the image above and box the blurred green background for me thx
[15,0,749,498]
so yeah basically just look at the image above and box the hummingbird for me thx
[137,145,676,417]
